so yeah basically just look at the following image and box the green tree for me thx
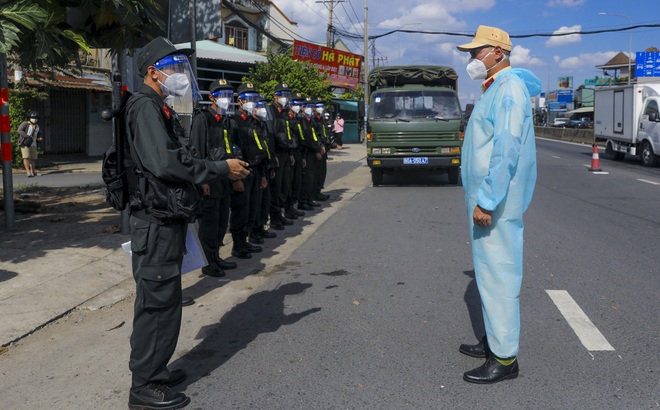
[0,0,163,71]
[243,51,334,103]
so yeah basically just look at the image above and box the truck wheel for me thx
[448,167,460,185]
[371,169,384,186]
[605,142,625,160]
[640,141,657,167]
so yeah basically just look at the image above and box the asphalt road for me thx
[1,140,658,409]
[176,139,659,409]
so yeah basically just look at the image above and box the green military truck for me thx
[366,65,465,185]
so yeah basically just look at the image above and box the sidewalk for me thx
[0,144,366,347]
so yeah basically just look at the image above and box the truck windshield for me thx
[369,90,461,120]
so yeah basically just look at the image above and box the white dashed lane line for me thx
[546,290,615,352]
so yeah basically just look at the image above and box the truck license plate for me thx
[403,157,428,165]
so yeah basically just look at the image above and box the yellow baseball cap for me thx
[457,25,512,52]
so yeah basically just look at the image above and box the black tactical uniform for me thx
[229,85,267,258]
[190,79,238,276]
[298,101,323,210]
[268,90,296,228]
[253,97,276,242]
[311,102,330,201]
[125,37,232,410]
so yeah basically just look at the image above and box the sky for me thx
[274,0,660,106]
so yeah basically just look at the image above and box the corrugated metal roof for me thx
[11,70,111,91]
[176,40,267,64]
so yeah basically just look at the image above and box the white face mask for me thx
[29,118,38,124]
[256,107,268,119]
[242,101,255,112]
[466,48,496,81]
[291,105,301,114]
[277,97,288,107]
[158,71,190,97]
[315,107,324,115]
[304,107,313,116]
[216,98,230,111]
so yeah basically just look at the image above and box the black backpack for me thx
[101,91,133,211]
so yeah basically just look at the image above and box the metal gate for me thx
[47,89,87,154]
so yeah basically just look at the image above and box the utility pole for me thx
[316,0,344,48]
[363,0,368,142]
[1,53,14,229]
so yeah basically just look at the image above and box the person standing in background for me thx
[17,111,43,177]
[333,112,344,150]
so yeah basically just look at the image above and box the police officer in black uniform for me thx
[298,98,323,211]
[125,37,249,410]
[268,83,295,228]
[190,79,239,277]
[229,84,267,258]
[311,99,331,202]
[283,92,306,220]
[252,94,277,243]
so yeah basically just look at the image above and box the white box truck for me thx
[594,83,660,166]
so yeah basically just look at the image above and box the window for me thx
[225,21,248,50]
[645,100,659,118]
[369,90,461,120]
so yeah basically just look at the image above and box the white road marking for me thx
[552,155,561,159]
[546,290,615,351]
[637,178,660,186]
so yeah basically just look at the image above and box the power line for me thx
[333,23,660,41]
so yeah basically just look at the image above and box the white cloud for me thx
[545,25,582,47]
[556,51,618,69]
[547,0,585,7]
[510,45,544,66]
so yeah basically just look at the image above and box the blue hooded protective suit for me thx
[461,68,541,358]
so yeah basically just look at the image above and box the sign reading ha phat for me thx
[293,40,363,90]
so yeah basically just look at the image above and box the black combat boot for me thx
[128,382,190,410]
[231,232,252,259]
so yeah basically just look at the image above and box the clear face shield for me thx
[315,104,325,115]
[290,101,303,114]
[154,54,202,114]
[211,89,234,115]
[255,100,269,120]
[238,93,260,114]
[275,91,292,108]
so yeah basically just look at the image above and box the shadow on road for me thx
[173,281,321,389]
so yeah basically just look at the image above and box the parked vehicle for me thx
[594,83,660,166]
[552,117,569,127]
[366,65,465,185]
[567,117,593,128]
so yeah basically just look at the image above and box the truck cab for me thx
[366,66,464,185]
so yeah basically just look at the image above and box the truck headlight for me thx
[372,148,381,154]
[382,148,391,154]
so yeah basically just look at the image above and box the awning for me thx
[565,106,594,116]
[176,40,267,64]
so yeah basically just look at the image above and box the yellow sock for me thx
[494,356,516,366]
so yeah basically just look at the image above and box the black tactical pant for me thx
[315,151,328,196]
[300,150,318,204]
[248,167,264,233]
[287,149,303,208]
[229,171,256,235]
[129,216,186,387]
[198,181,231,264]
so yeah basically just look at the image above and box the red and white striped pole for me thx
[1,53,15,229]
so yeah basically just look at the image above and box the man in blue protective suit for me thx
[456,25,541,384]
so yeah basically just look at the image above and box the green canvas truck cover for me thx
[368,65,458,94]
